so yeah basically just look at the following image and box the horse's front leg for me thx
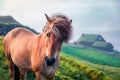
[20,69,27,80]
[35,72,40,80]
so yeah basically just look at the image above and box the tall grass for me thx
[56,54,110,80]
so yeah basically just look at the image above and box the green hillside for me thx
[62,45,120,67]
[61,45,120,80]
[0,16,20,24]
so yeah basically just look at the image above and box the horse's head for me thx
[43,13,72,66]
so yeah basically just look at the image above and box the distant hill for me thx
[0,15,38,35]
[0,16,20,24]
[70,34,114,52]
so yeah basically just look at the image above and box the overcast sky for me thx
[0,0,120,51]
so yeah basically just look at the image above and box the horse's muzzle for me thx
[45,56,55,66]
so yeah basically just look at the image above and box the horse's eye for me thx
[46,33,51,37]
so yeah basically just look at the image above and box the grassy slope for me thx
[56,54,111,80]
[62,54,120,80]
[61,45,120,80]
[62,45,120,67]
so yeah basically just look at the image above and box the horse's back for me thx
[4,27,36,42]
[9,27,35,38]
[4,27,35,48]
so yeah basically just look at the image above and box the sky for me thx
[0,0,120,51]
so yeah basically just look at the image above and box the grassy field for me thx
[62,54,120,80]
[62,45,120,67]
[61,45,120,80]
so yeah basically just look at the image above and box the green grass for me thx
[62,45,120,67]
[56,54,110,80]
[61,45,120,80]
[64,55,120,80]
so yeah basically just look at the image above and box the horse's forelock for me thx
[51,15,72,43]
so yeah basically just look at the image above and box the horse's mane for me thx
[51,13,72,43]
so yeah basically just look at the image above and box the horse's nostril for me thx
[51,58,55,63]
[45,57,56,66]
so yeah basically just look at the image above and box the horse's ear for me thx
[45,14,52,22]
[69,19,72,24]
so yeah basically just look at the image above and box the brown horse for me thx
[3,13,72,80]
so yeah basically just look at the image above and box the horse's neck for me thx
[30,34,46,67]
[32,33,46,56]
